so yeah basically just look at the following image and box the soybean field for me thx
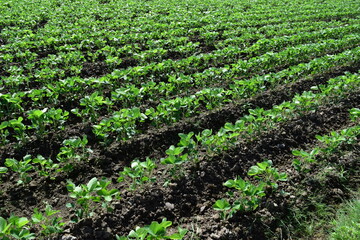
[0,0,360,239]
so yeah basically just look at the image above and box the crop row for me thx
[214,108,359,220]
[2,20,360,92]
[1,73,359,239]
[2,71,358,186]
[2,43,360,147]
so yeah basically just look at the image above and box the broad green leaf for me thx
[15,217,29,228]
[87,177,98,192]
[258,160,271,169]
[0,217,10,233]
[248,166,262,176]
[291,150,302,156]
[213,199,231,210]
[148,220,168,236]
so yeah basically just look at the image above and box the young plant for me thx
[0,215,35,240]
[214,160,286,220]
[213,199,232,220]
[0,121,10,145]
[349,108,360,122]
[5,155,33,185]
[247,160,288,189]
[93,107,147,144]
[161,145,188,181]
[66,177,120,222]
[292,148,320,173]
[116,218,188,240]
[7,117,27,146]
[57,135,92,172]
[72,91,112,122]
[118,158,156,191]
[32,155,59,179]
[316,128,358,154]
[27,108,69,137]
[31,204,65,236]
[224,177,266,213]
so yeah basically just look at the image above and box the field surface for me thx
[1,0,360,239]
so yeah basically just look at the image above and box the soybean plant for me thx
[31,204,65,236]
[5,155,33,185]
[116,218,188,240]
[118,158,156,191]
[57,135,92,172]
[213,160,287,220]
[66,177,120,222]
[0,215,35,240]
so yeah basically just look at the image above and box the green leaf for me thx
[248,166,262,176]
[213,199,231,210]
[291,150,302,156]
[148,219,171,236]
[0,217,10,233]
[87,177,98,192]
[258,160,271,169]
[15,217,29,228]
[0,167,8,174]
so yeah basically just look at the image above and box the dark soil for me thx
[0,66,359,239]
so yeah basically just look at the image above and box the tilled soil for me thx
[0,64,359,239]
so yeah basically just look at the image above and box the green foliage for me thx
[116,218,188,240]
[32,155,59,179]
[5,155,33,185]
[213,199,232,220]
[118,158,157,191]
[93,107,147,144]
[292,113,360,173]
[349,108,360,122]
[292,149,319,172]
[248,160,287,189]
[57,135,92,172]
[0,215,35,240]
[214,160,287,220]
[224,177,266,213]
[330,199,360,240]
[72,91,112,122]
[66,177,120,222]
[27,108,69,137]
[31,204,65,236]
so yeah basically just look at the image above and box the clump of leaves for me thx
[31,203,65,236]
[57,135,92,172]
[213,160,287,220]
[5,155,33,185]
[118,158,156,191]
[66,177,120,222]
[0,215,35,240]
[116,218,188,240]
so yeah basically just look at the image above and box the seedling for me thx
[66,177,120,222]
[116,218,188,240]
[0,215,35,240]
[32,155,59,178]
[349,108,360,122]
[72,91,112,122]
[292,148,320,172]
[224,177,266,212]
[161,145,188,181]
[247,160,288,189]
[31,204,65,236]
[213,199,232,220]
[5,155,33,185]
[118,158,156,191]
[28,108,69,137]
[214,161,286,220]
[57,135,92,172]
